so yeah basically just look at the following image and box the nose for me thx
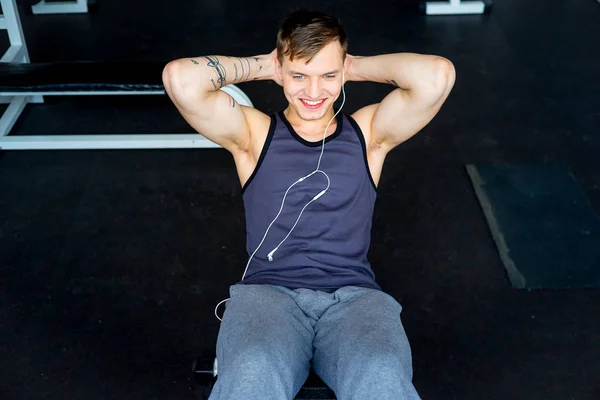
[306,78,321,99]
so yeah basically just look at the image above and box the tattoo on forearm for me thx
[237,58,244,82]
[203,56,226,89]
[190,55,258,88]
[386,79,400,88]
[245,59,251,79]
[227,94,236,108]
[254,57,262,71]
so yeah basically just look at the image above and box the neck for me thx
[283,106,337,135]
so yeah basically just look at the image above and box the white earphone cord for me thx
[215,75,346,321]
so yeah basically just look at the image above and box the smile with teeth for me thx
[301,99,325,106]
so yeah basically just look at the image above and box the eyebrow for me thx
[289,70,340,76]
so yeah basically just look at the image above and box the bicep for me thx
[168,88,251,153]
[371,65,455,151]
[371,89,444,147]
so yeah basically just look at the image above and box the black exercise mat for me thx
[466,163,600,289]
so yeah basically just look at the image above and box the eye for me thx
[325,75,336,79]
[292,75,304,80]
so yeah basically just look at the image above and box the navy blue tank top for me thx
[238,110,382,292]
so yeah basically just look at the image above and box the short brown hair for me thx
[276,9,348,66]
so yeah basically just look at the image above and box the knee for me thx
[226,344,283,375]
[360,351,414,382]
[336,352,419,400]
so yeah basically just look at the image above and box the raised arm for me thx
[162,51,276,153]
[348,53,456,153]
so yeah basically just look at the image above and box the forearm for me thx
[348,53,452,92]
[164,54,274,97]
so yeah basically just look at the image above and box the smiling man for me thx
[163,8,454,400]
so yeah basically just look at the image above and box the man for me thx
[163,9,454,400]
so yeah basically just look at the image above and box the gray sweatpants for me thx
[208,283,421,400]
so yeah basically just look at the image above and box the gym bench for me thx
[0,61,251,149]
[421,0,493,15]
[0,0,251,150]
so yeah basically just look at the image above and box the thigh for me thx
[312,287,419,399]
[212,284,314,399]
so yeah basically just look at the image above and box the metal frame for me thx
[0,0,255,150]
[424,0,487,15]
[31,0,88,15]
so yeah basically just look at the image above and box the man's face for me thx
[277,41,346,122]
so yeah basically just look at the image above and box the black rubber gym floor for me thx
[1,0,599,399]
